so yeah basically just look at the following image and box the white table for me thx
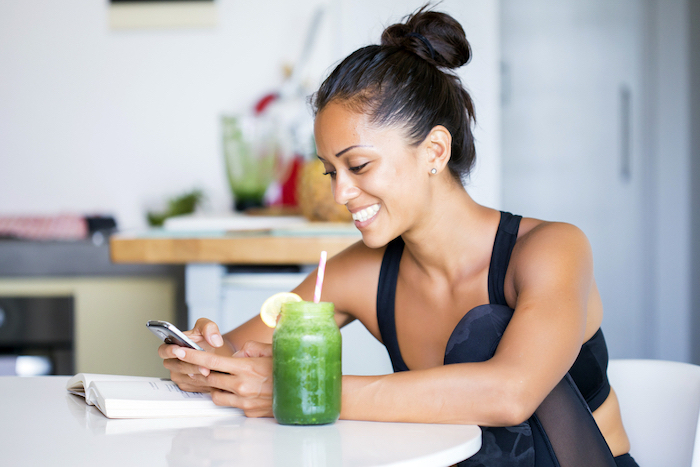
[0,376,481,466]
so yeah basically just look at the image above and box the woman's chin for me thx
[360,232,394,249]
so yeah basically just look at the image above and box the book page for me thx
[91,380,210,402]
[87,380,243,418]
[66,373,167,398]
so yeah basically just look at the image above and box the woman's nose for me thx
[333,172,360,206]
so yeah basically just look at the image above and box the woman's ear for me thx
[424,125,452,175]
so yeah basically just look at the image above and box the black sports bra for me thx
[376,211,611,412]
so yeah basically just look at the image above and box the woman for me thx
[160,6,638,466]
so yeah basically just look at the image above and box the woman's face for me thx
[314,101,432,248]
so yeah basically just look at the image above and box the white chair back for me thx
[607,359,700,467]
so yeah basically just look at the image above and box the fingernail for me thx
[173,348,186,359]
[199,366,210,376]
[212,334,224,347]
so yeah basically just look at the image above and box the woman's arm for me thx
[222,241,373,351]
[339,222,594,426]
[168,223,592,425]
[161,240,375,398]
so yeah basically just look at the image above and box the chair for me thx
[607,359,700,467]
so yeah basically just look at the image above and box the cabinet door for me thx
[501,0,650,358]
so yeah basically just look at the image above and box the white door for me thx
[501,1,651,358]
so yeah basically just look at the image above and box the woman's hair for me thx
[311,5,476,182]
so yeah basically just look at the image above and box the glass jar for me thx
[221,115,280,211]
[272,301,341,425]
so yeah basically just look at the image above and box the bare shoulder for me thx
[517,218,592,253]
[508,218,594,297]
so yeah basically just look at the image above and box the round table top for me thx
[0,376,482,466]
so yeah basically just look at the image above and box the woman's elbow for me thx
[489,382,540,426]
[494,400,534,426]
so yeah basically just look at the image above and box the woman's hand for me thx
[171,340,274,418]
[158,318,232,393]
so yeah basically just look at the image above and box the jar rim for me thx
[281,301,334,315]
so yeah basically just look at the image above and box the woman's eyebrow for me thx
[336,145,373,158]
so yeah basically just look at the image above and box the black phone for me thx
[147,320,203,351]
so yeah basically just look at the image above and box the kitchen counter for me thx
[109,223,361,265]
[0,239,177,277]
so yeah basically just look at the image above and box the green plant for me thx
[147,189,205,227]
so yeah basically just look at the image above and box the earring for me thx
[430,168,437,174]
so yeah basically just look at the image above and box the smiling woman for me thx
[158,5,639,467]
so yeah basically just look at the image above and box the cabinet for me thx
[0,277,176,377]
[0,240,180,377]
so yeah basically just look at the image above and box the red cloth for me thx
[0,215,88,241]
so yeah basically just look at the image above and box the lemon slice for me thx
[260,292,303,328]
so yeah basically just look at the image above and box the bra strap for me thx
[376,237,409,372]
[488,211,523,306]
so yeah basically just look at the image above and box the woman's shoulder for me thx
[517,215,588,242]
[322,239,387,324]
[325,239,386,288]
[512,216,593,273]
[500,216,595,307]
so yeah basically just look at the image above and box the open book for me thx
[66,373,243,419]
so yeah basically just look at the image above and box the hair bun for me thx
[380,6,472,69]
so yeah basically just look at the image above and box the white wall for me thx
[500,0,694,362]
[0,0,500,229]
[650,0,692,362]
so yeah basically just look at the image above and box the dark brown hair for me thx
[311,5,476,181]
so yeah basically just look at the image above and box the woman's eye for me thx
[322,170,336,178]
[349,162,369,173]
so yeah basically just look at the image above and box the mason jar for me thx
[272,301,341,425]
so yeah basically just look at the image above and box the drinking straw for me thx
[313,250,328,303]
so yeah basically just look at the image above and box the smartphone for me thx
[147,320,203,351]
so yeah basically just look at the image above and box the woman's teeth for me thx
[352,204,380,222]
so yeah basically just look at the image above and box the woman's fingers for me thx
[158,342,182,359]
[173,344,266,375]
[205,366,272,398]
[233,341,273,358]
[168,367,213,394]
[210,389,273,418]
[163,356,209,378]
[192,318,225,348]
[163,348,214,385]
[169,340,275,415]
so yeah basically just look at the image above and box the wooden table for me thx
[0,376,482,466]
[109,222,362,265]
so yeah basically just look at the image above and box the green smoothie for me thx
[272,301,341,425]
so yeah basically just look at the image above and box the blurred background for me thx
[0,0,698,376]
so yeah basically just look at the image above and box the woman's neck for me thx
[400,184,500,284]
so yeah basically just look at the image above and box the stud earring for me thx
[430,168,437,174]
